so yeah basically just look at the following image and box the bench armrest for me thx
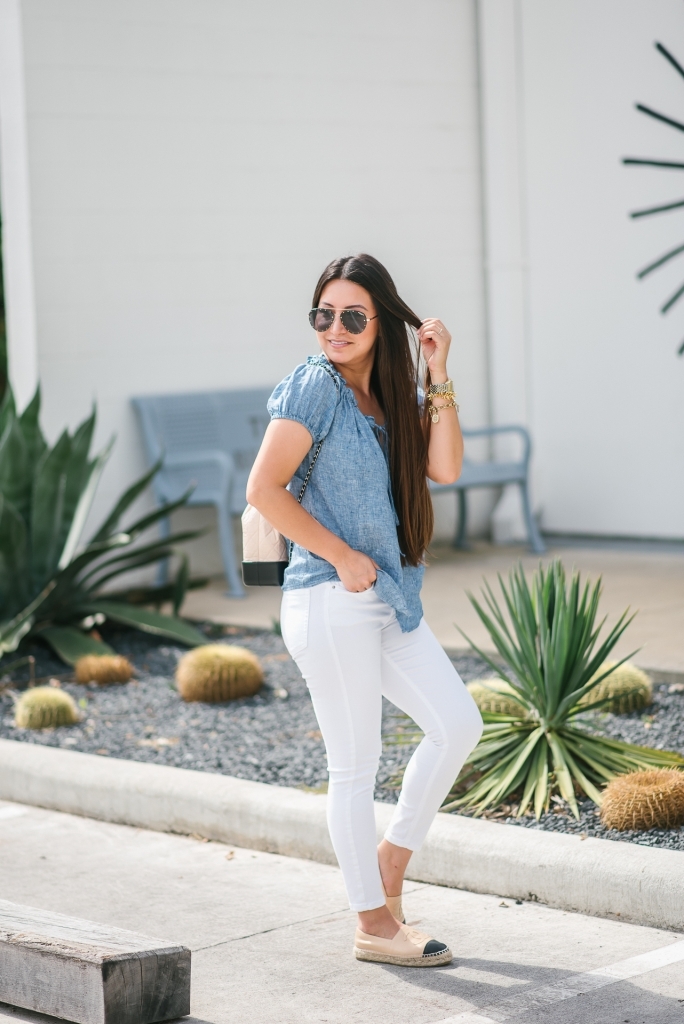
[461,424,531,466]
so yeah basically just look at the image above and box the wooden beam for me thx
[0,900,190,1024]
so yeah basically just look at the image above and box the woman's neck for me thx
[327,355,374,399]
[327,354,384,424]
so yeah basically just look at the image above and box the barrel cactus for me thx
[15,686,80,729]
[176,644,263,702]
[601,768,684,830]
[466,678,525,717]
[581,662,652,714]
[74,655,133,685]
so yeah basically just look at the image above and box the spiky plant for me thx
[467,679,525,717]
[15,686,79,729]
[74,655,133,684]
[445,561,683,819]
[601,769,684,831]
[176,645,263,702]
[580,661,652,714]
[0,386,208,665]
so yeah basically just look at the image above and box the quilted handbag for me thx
[241,439,323,586]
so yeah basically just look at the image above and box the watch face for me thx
[624,41,684,356]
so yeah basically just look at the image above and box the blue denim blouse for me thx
[267,354,424,633]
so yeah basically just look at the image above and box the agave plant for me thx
[445,560,683,820]
[0,386,207,665]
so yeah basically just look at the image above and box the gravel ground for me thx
[1,625,682,851]
[0,625,487,800]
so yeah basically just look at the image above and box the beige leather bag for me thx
[241,439,323,587]
[241,504,287,568]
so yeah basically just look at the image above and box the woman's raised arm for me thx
[418,318,464,485]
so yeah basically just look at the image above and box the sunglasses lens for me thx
[340,310,367,334]
[309,308,335,332]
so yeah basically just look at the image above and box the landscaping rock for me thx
[1,623,682,851]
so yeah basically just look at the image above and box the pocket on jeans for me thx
[280,589,311,659]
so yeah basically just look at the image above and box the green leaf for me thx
[81,599,207,647]
[0,580,56,655]
[37,625,114,666]
[519,737,547,817]
[533,739,550,819]
[0,385,16,439]
[0,415,32,527]
[172,553,190,615]
[0,493,30,615]
[97,575,209,608]
[0,615,33,656]
[78,530,201,592]
[52,408,97,569]
[58,436,114,569]
[90,458,163,542]
[18,386,47,472]
[117,488,195,541]
[547,732,579,818]
[30,429,72,586]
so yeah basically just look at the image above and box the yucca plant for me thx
[444,561,683,820]
[0,386,207,665]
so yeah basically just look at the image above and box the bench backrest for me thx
[132,388,274,511]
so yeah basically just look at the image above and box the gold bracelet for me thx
[428,395,459,423]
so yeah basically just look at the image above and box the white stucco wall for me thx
[519,0,684,538]
[11,0,678,569]
[14,0,489,564]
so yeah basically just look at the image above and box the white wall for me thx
[16,0,489,562]
[0,0,38,410]
[519,0,684,538]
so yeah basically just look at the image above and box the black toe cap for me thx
[423,940,448,955]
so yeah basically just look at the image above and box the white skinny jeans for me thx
[281,581,483,911]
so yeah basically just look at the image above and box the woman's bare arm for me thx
[418,318,463,485]
[246,419,378,591]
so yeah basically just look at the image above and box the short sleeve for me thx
[267,359,339,444]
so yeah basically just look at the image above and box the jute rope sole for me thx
[354,946,453,967]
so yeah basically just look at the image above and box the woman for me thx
[246,254,483,967]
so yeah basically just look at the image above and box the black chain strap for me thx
[289,359,340,557]
[297,439,323,503]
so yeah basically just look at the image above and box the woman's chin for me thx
[322,343,353,361]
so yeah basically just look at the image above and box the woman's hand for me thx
[333,547,379,593]
[418,318,451,381]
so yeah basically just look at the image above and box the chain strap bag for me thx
[241,441,323,586]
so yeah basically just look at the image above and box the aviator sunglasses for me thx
[308,307,378,335]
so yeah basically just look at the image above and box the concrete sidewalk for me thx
[1,799,683,1024]
[181,540,684,675]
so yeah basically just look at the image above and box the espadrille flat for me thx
[354,924,452,967]
[381,879,405,924]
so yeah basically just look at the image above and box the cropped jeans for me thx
[281,581,483,912]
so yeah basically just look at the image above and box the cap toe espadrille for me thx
[354,924,452,967]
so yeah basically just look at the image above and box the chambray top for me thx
[267,354,424,632]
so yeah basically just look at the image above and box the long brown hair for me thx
[312,254,433,566]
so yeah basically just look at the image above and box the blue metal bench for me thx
[429,425,545,553]
[132,388,274,597]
